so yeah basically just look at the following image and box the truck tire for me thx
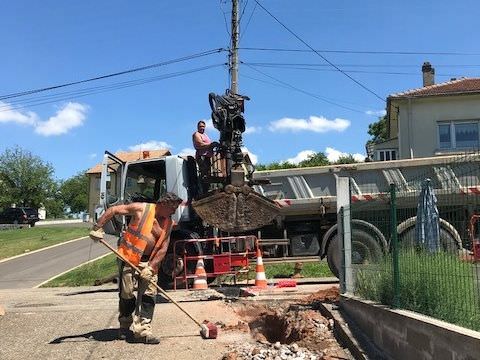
[158,230,201,289]
[398,226,461,252]
[326,228,384,278]
[397,217,462,252]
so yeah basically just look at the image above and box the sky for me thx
[1,0,480,180]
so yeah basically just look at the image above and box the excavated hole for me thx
[248,312,301,344]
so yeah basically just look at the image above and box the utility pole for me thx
[230,0,239,95]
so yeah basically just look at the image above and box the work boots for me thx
[118,315,133,340]
[132,316,160,344]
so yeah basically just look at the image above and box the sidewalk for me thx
[36,219,86,226]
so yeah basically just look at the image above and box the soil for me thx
[221,287,350,360]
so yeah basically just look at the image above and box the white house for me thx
[371,62,480,161]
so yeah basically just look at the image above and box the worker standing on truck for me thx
[89,192,182,344]
[192,120,219,180]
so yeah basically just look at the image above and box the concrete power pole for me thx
[230,0,239,95]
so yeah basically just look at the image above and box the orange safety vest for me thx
[118,203,173,266]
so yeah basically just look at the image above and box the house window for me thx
[377,149,397,161]
[438,121,479,150]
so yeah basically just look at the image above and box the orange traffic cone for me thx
[192,258,208,290]
[254,247,268,288]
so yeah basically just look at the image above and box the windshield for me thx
[124,160,166,203]
[23,208,38,216]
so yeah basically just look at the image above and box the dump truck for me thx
[96,93,478,282]
[97,144,479,282]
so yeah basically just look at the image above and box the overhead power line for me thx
[0,48,226,101]
[243,63,367,114]
[0,64,226,113]
[253,1,384,102]
[243,62,464,77]
[242,61,480,68]
[240,47,480,56]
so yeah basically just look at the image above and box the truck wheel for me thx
[158,230,201,289]
[326,229,384,278]
[399,227,460,252]
[397,217,462,252]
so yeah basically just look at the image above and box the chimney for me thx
[422,62,435,87]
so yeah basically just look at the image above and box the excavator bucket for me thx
[192,185,280,232]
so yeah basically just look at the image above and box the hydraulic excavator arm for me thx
[192,92,280,232]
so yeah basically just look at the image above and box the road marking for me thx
[0,236,89,264]
[33,252,113,288]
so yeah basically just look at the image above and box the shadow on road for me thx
[58,288,118,296]
[49,328,119,343]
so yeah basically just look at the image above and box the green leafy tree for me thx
[367,115,388,144]
[44,188,65,219]
[298,152,330,167]
[256,161,297,171]
[334,154,361,164]
[0,146,57,209]
[60,171,89,213]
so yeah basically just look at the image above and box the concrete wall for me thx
[340,295,480,360]
[397,94,480,159]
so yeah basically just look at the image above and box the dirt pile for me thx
[222,298,349,360]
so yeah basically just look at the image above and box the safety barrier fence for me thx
[172,235,257,290]
[342,151,480,331]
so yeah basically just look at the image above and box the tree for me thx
[367,115,388,144]
[333,154,361,164]
[256,161,297,171]
[298,152,330,167]
[60,171,89,213]
[0,146,57,209]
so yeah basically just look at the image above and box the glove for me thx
[139,265,155,282]
[89,228,104,242]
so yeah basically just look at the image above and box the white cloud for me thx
[88,153,97,159]
[34,102,88,136]
[178,147,195,157]
[325,147,365,162]
[128,140,172,151]
[0,101,38,125]
[203,118,215,131]
[241,146,258,165]
[365,109,386,117]
[285,150,316,164]
[269,116,350,133]
[244,126,261,134]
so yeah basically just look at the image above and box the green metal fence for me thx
[345,152,480,331]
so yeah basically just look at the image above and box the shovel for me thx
[98,238,218,339]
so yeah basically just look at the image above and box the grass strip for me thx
[355,249,480,331]
[0,226,89,259]
[42,255,333,288]
[42,253,118,287]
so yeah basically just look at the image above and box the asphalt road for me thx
[0,234,118,289]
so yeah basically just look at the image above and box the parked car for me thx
[0,207,40,227]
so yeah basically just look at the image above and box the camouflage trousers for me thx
[118,261,158,337]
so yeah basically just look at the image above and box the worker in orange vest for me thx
[90,192,182,344]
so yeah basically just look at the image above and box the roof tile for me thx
[390,78,480,98]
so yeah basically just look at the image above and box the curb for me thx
[34,252,112,288]
[316,302,372,360]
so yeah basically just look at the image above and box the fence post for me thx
[337,176,353,294]
[339,207,346,293]
[390,183,400,308]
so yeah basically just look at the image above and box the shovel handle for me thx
[98,238,203,328]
